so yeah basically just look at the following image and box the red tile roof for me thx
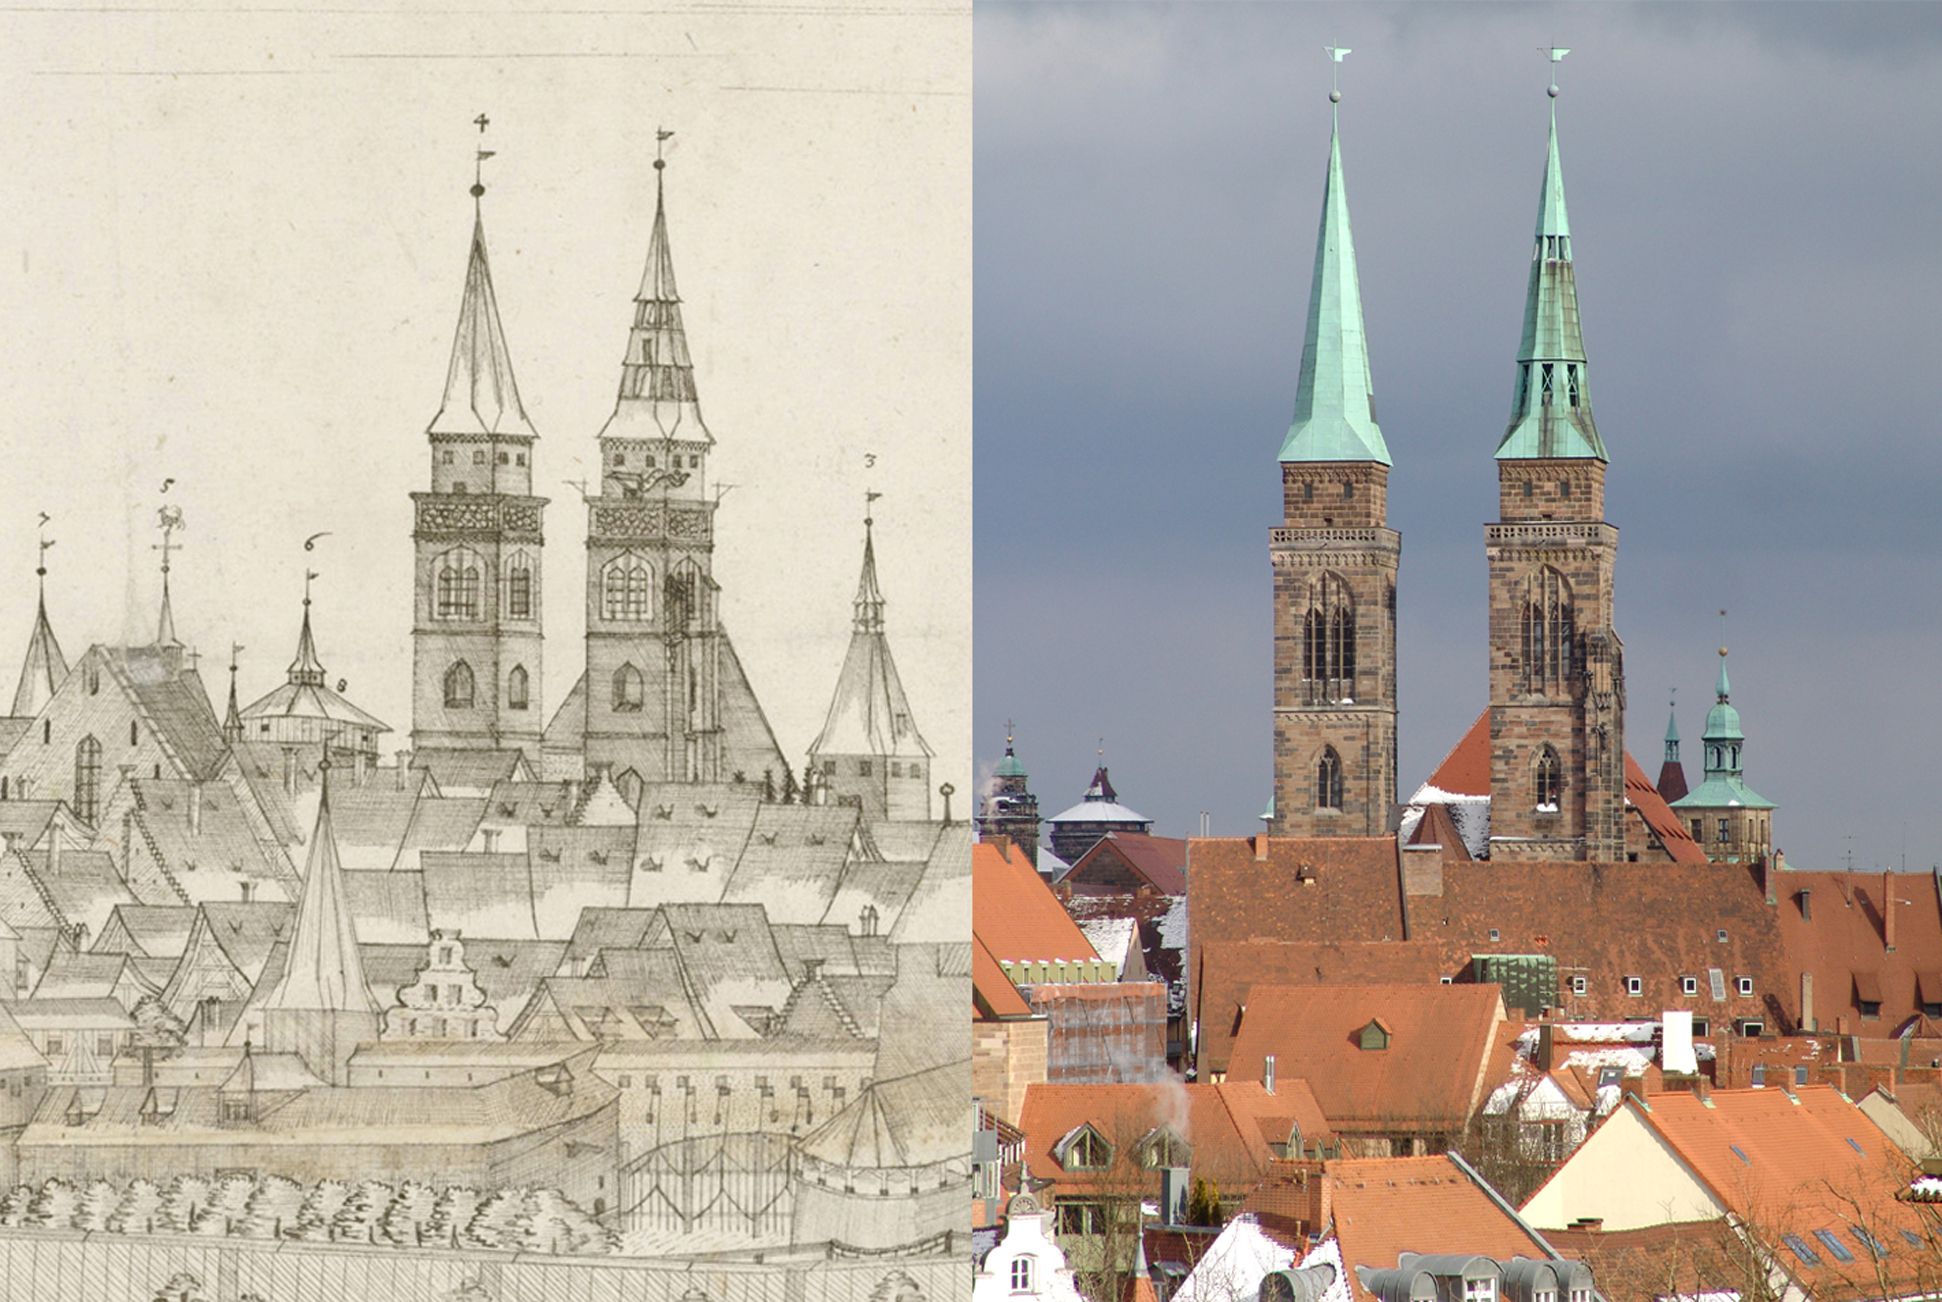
[974,840,1099,966]
[1624,752,1708,864]
[1773,868,1942,1035]
[1227,983,1506,1133]
[974,933,1034,1020]
[1016,1080,1318,1198]
[1065,833,1188,896]
[1326,1155,1555,1297]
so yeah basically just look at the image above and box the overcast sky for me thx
[0,4,969,800]
[975,2,1942,869]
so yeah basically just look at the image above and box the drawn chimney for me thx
[1885,870,1898,953]
[395,750,412,790]
[46,820,60,877]
[1263,1053,1277,1095]
[281,747,298,796]
[187,783,202,837]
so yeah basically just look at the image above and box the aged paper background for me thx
[0,1,971,805]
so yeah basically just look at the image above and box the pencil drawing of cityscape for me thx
[0,86,969,1302]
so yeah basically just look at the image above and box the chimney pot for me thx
[1264,1053,1277,1095]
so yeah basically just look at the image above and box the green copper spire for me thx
[1663,702,1680,758]
[1279,70,1390,467]
[1671,646,1774,812]
[1496,82,1606,462]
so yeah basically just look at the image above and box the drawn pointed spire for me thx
[153,506,185,649]
[428,197,537,438]
[1280,52,1389,466]
[265,754,378,1015]
[1498,58,1605,461]
[601,139,711,444]
[287,573,326,688]
[12,538,67,718]
[810,508,932,763]
[222,645,244,742]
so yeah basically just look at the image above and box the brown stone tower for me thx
[1269,86,1399,837]
[1485,83,1625,862]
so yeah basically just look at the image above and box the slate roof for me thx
[973,839,1098,966]
[1227,983,1505,1132]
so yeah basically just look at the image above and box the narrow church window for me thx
[74,735,101,824]
[444,662,475,709]
[41,721,48,745]
[1540,363,1555,406]
[434,548,484,621]
[1535,746,1561,811]
[86,664,100,695]
[1341,480,1353,500]
[1303,482,1314,503]
[1316,747,1343,810]
[507,665,530,711]
[1559,479,1572,499]
[507,555,534,619]
[1567,364,1580,407]
[602,555,652,622]
[516,453,526,466]
[613,663,645,713]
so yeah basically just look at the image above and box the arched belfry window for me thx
[1520,567,1575,694]
[1300,572,1356,704]
[507,665,530,711]
[444,661,475,709]
[1317,747,1344,811]
[506,551,534,620]
[74,735,102,824]
[1535,745,1562,812]
[613,663,645,714]
[602,553,652,623]
[434,547,484,621]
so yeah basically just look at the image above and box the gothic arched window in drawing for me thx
[602,552,652,622]
[665,559,706,634]
[74,734,101,824]
[433,547,484,621]
[507,664,530,711]
[1316,746,1344,811]
[1520,566,1575,694]
[613,662,645,713]
[505,550,535,620]
[1301,571,1356,704]
[444,661,475,710]
[1535,744,1562,812]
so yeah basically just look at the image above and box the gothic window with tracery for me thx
[74,735,101,824]
[1301,571,1356,704]
[1535,745,1562,811]
[506,552,534,619]
[507,665,530,711]
[1317,746,1344,811]
[434,547,484,621]
[1521,567,1575,693]
[602,553,652,622]
[444,661,475,709]
[613,663,645,713]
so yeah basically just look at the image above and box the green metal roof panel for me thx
[1669,775,1775,812]
[1280,112,1391,467]
[995,753,1026,779]
[1496,106,1607,463]
[1703,700,1744,742]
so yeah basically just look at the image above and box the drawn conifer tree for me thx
[332,1179,393,1243]
[197,1173,254,1236]
[292,1178,350,1242]
[463,1188,524,1249]
[158,1174,211,1234]
[0,1184,32,1226]
[107,1178,163,1235]
[382,1179,439,1247]
[429,1185,483,1248]
[25,1177,79,1228]
[73,1178,118,1231]
[239,1174,304,1240]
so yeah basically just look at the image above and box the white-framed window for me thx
[1570,975,1588,996]
[1010,1255,1035,1294]
[1463,1278,1498,1302]
[1625,976,1642,997]
[1681,976,1698,996]
[1737,976,1754,997]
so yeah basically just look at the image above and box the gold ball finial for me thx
[1718,646,1728,658]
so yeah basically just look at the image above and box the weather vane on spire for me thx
[1545,45,1570,98]
[655,127,674,172]
[35,514,53,586]
[304,569,319,605]
[472,112,495,199]
[154,505,186,574]
[1326,44,1350,105]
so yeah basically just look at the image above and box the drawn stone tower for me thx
[1485,85,1626,861]
[807,512,933,820]
[1269,88,1399,838]
[409,184,547,761]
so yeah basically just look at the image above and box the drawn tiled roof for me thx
[1325,1155,1555,1299]
[451,939,566,1025]
[421,852,539,940]
[1227,984,1505,1131]
[343,869,429,944]
[771,923,897,980]
[93,904,197,960]
[799,1057,968,1170]
[317,784,422,868]
[394,795,489,869]
[197,902,297,981]
[428,208,538,439]
[867,820,947,863]
[31,949,156,1003]
[887,826,970,945]
[129,778,295,889]
[628,783,763,906]
[718,633,788,784]
[973,839,1098,966]
[10,587,66,719]
[262,786,378,1016]
[409,748,532,794]
[562,907,660,967]
[0,802,60,851]
[480,780,580,828]
[526,825,633,938]
[719,803,858,919]
[508,969,700,1042]
[10,997,135,1030]
[809,520,933,762]
[0,1005,46,1072]
[102,649,230,784]
[820,858,927,936]
[1065,832,1189,895]
[20,848,140,935]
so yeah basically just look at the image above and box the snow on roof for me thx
[1172,1213,1297,1302]
[1403,787,1492,860]
[1908,1175,1942,1201]
[1077,918,1137,977]
[1046,799,1150,826]
[1156,895,1189,952]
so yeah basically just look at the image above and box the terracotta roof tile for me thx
[1325,1154,1554,1296]
[1016,1080,1308,1197]
[1774,868,1942,1034]
[1624,752,1707,864]
[1065,833,1189,896]
[1226,984,1505,1132]
[973,934,1033,1020]
[973,840,1098,966]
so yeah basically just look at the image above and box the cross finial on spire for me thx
[1005,718,1015,749]
[472,112,494,199]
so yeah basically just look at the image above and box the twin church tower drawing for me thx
[1271,58,1625,861]
[410,145,933,818]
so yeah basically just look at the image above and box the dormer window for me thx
[1057,1124,1112,1171]
[1357,1018,1391,1051]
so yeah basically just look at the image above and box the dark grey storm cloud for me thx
[974,2,1942,869]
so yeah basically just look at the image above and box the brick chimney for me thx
[1255,835,1270,863]
[1536,1022,1555,1073]
[1884,869,1898,953]
[1801,970,1816,1034]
